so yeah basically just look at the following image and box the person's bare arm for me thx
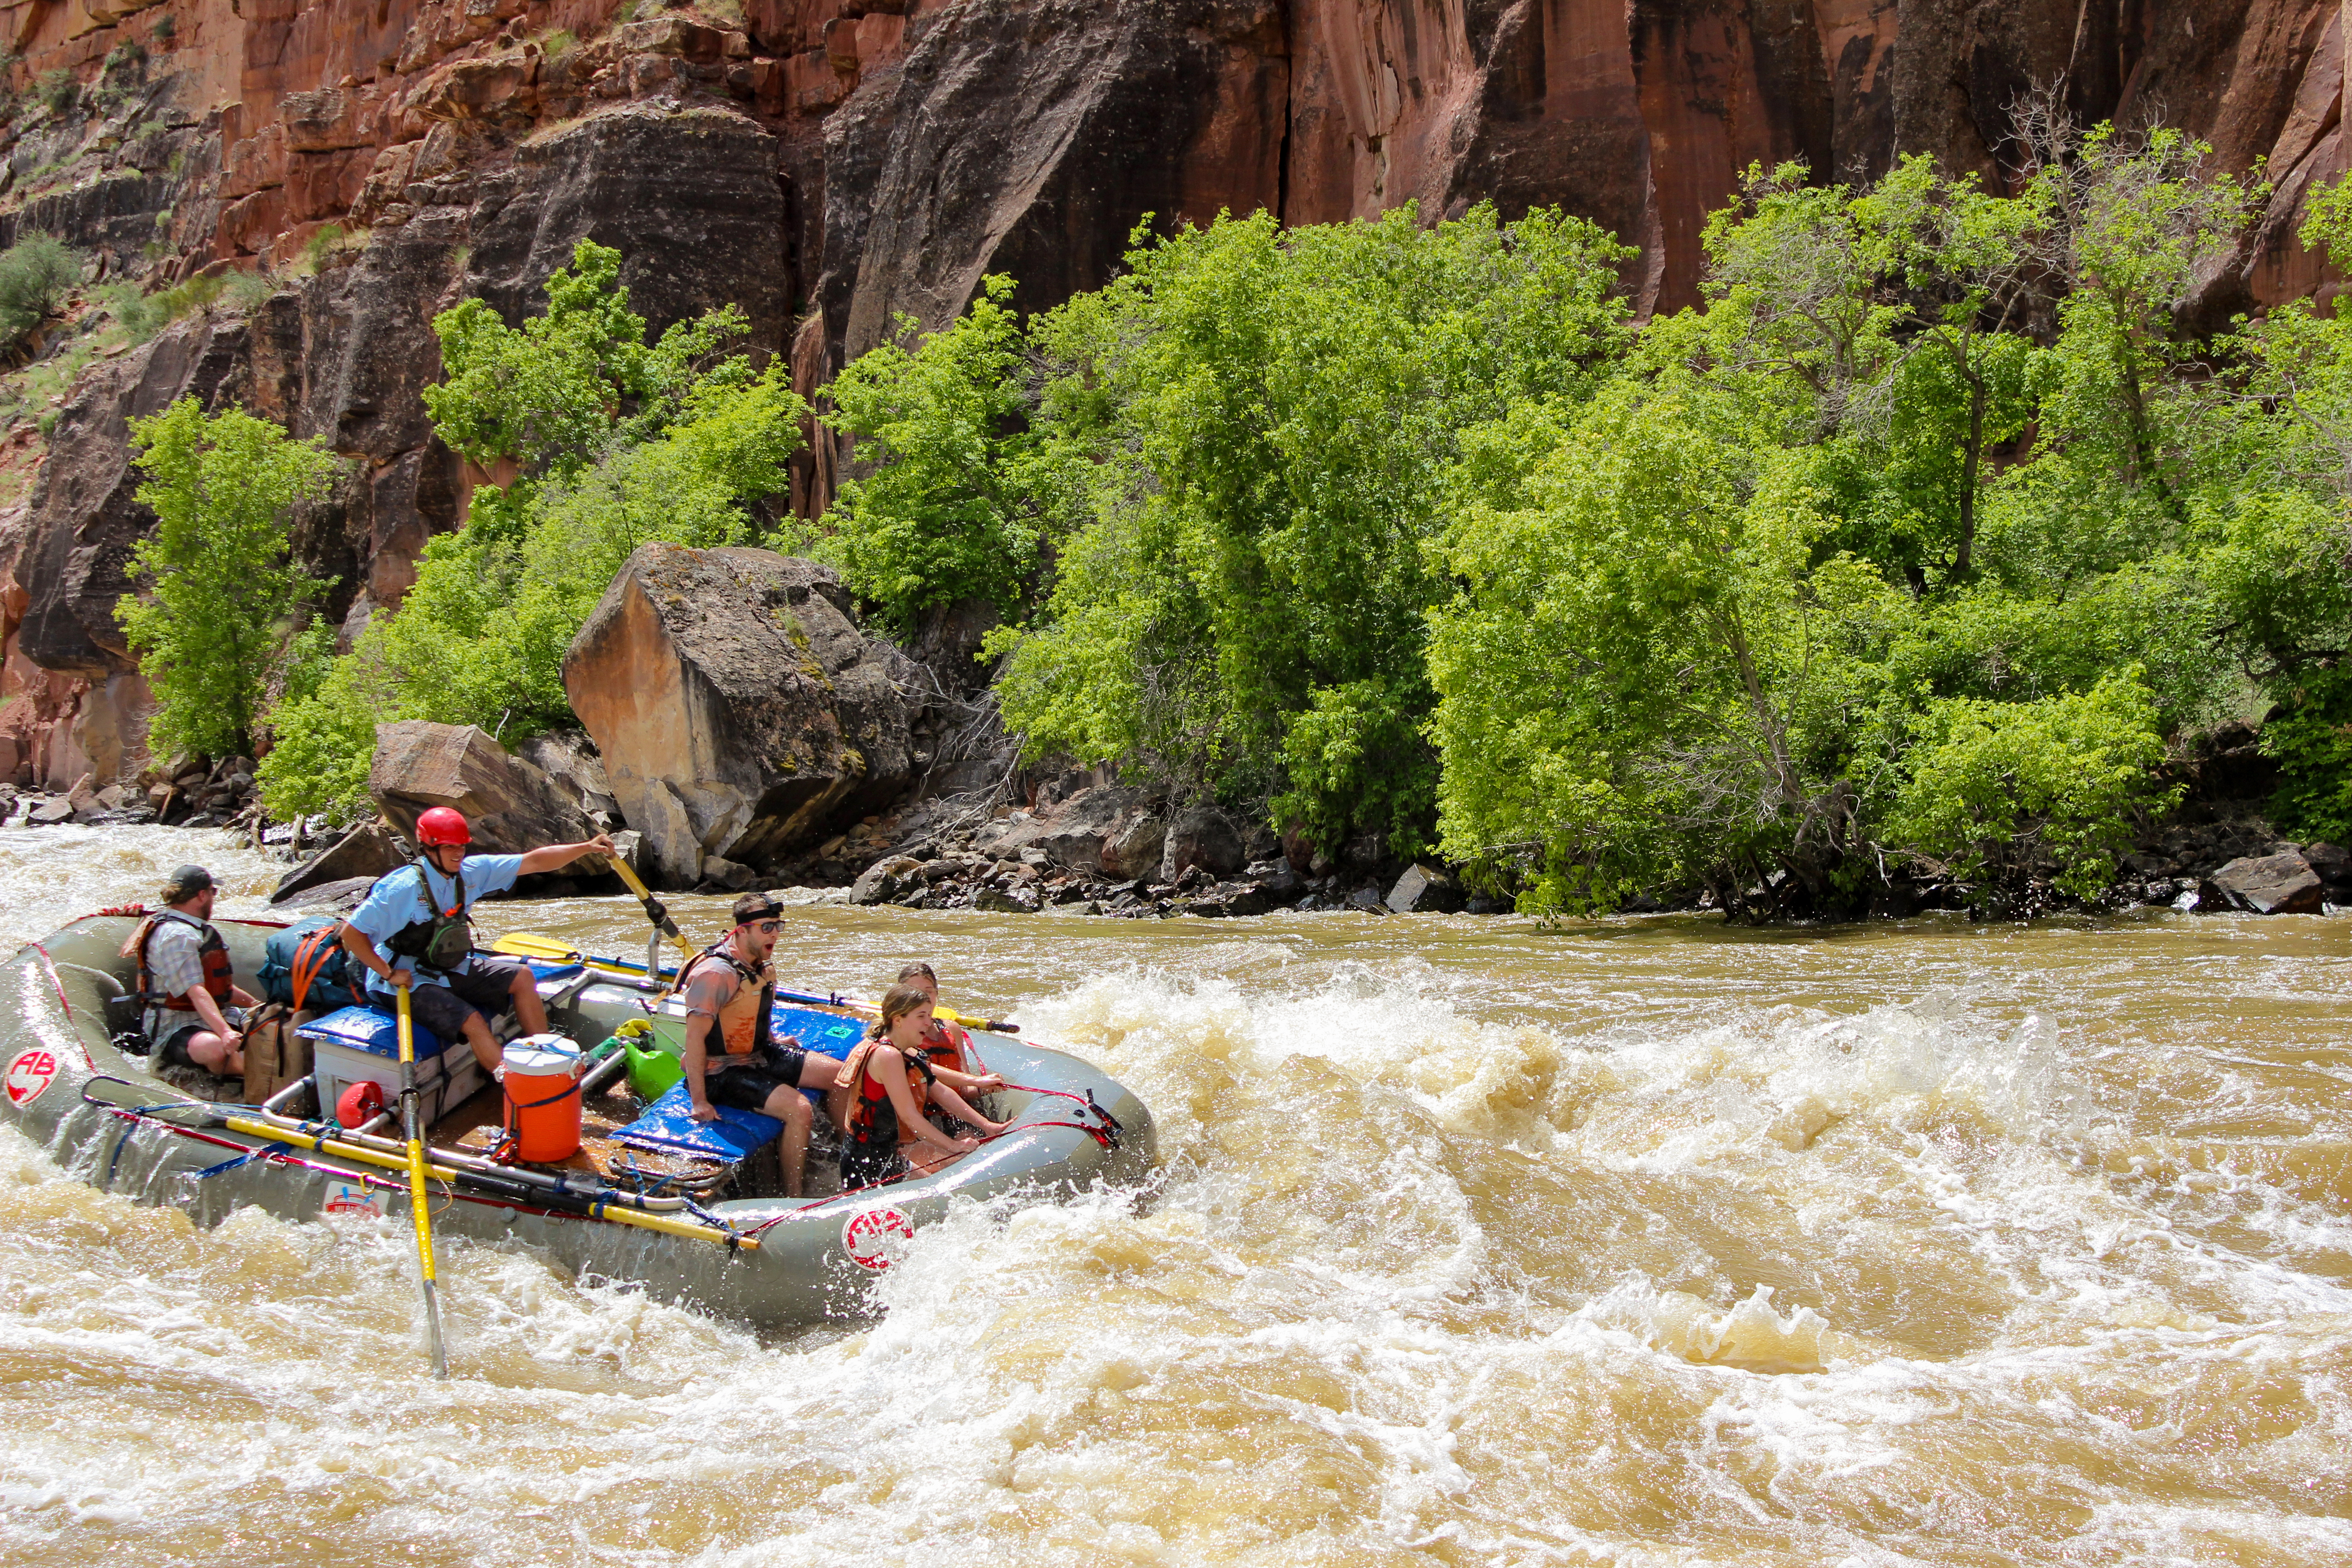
[518,834,618,877]
[683,1011,720,1122]
[879,1051,975,1155]
[341,925,411,991]
[926,1078,1005,1135]
[186,985,237,1043]
[932,1063,1006,1096]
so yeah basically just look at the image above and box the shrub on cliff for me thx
[0,233,80,352]
[115,398,339,761]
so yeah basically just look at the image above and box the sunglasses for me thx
[752,920,782,934]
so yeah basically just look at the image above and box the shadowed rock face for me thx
[562,545,918,887]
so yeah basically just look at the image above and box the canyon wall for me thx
[0,0,2343,793]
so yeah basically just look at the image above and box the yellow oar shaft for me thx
[395,985,449,1378]
[489,931,997,1031]
[606,857,701,969]
[219,1115,761,1251]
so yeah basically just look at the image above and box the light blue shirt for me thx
[348,854,524,995]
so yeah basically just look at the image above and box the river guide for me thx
[2,909,1153,1337]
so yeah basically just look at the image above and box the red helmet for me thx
[416,807,471,847]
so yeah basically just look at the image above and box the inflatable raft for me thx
[1,911,1154,1331]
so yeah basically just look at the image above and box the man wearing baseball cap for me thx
[341,806,617,1073]
[124,865,261,1078]
[678,892,842,1197]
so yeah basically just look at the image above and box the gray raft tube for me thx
[2,914,1157,1330]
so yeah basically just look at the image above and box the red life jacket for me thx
[831,1039,930,1144]
[134,909,233,1012]
[921,1019,977,1077]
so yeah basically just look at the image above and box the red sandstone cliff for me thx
[0,0,2343,793]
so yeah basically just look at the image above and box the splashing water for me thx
[4,828,2351,1563]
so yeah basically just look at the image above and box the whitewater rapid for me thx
[3,823,2349,1564]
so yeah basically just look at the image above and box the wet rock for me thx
[2203,852,2325,915]
[1159,804,1245,883]
[1343,887,1388,914]
[1386,863,1465,915]
[269,875,379,914]
[563,545,916,888]
[2303,841,2352,897]
[1102,813,1168,882]
[515,730,620,824]
[270,822,407,905]
[368,720,592,854]
[701,855,759,892]
[1242,857,1304,901]
[973,885,1039,914]
[850,856,923,906]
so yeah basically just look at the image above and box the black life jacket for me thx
[135,908,233,1012]
[676,941,776,1058]
[842,1040,931,1146]
[378,860,474,971]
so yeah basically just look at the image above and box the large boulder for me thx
[562,545,916,888]
[2202,852,2326,915]
[1101,812,1167,881]
[1159,804,1245,883]
[270,821,407,905]
[1386,863,1466,915]
[368,720,593,854]
[980,785,1146,874]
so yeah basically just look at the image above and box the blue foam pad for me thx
[610,1081,782,1162]
[295,1004,448,1059]
[770,1004,865,1062]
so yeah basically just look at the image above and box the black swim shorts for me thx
[705,1043,812,1113]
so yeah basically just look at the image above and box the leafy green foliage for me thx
[821,275,1042,633]
[116,399,339,760]
[989,203,1633,856]
[0,233,79,351]
[1886,673,2179,898]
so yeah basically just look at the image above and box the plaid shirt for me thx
[142,914,210,1039]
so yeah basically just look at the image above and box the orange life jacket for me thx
[921,1018,976,1077]
[128,909,233,1012]
[677,941,776,1058]
[828,1038,930,1144]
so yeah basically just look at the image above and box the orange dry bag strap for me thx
[289,923,343,1013]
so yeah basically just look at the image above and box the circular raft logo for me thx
[842,1206,916,1272]
[5,1048,60,1108]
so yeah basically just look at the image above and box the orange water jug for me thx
[501,1034,584,1162]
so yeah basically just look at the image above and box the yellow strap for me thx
[219,1114,759,1251]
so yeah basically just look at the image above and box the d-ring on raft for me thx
[2,911,1155,1337]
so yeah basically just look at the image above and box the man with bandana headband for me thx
[680,892,842,1196]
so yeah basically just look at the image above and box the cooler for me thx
[296,1005,487,1126]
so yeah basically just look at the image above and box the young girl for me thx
[837,985,1004,1186]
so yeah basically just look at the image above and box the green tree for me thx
[990,203,1632,856]
[116,398,339,760]
[821,275,1047,633]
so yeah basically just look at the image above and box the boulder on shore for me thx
[1386,863,1466,914]
[1159,804,1244,882]
[368,721,593,854]
[2201,851,2325,915]
[270,822,407,905]
[563,546,916,888]
[980,786,1146,873]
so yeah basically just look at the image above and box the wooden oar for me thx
[395,984,449,1378]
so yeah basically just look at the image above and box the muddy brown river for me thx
[4,823,2351,1564]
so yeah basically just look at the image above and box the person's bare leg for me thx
[763,1088,814,1197]
[508,965,548,1036]
[463,1011,500,1073]
[187,1031,244,1076]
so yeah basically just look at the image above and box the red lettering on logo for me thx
[842,1206,916,1272]
[5,1048,59,1108]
